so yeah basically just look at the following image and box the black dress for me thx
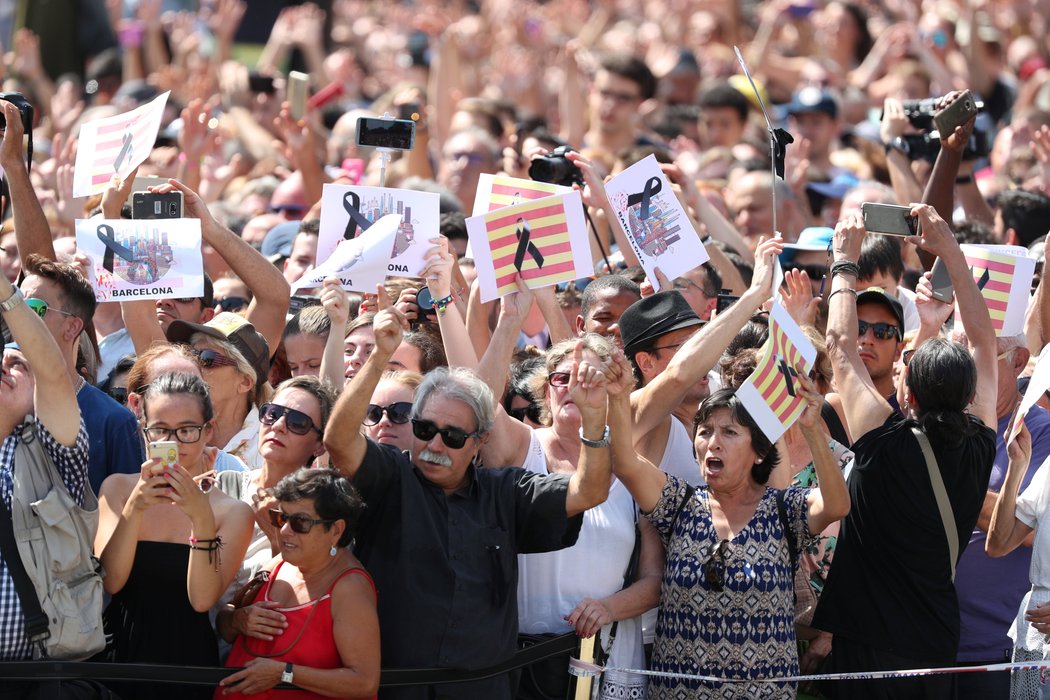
[103,541,219,700]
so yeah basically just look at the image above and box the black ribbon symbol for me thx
[513,219,544,274]
[777,357,798,398]
[626,177,663,220]
[343,192,373,240]
[975,267,991,291]
[97,224,135,273]
[113,133,133,171]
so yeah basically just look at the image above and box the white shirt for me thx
[223,408,261,471]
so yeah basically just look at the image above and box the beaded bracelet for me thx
[189,536,223,571]
[830,260,860,279]
[827,287,858,304]
[432,293,455,315]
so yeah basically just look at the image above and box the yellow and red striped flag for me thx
[471,174,571,215]
[959,244,1036,337]
[466,191,591,302]
[736,303,817,443]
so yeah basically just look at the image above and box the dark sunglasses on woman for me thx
[259,403,322,436]
[705,539,731,592]
[268,508,335,534]
[411,418,480,449]
[508,403,542,424]
[363,402,413,426]
[192,348,240,369]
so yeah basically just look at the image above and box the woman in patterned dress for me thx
[606,354,850,699]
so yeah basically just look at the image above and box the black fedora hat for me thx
[619,291,704,355]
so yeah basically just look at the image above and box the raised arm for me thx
[161,179,291,354]
[825,214,894,439]
[609,350,667,514]
[324,287,409,478]
[796,375,850,533]
[0,101,56,263]
[564,341,612,517]
[631,236,783,439]
[319,278,351,389]
[908,204,997,427]
[919,102,976,270]
[987,424,1035,557]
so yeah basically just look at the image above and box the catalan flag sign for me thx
[1009,344,1050,443]
[604,154,709,291]
[735,303,818,443]
[960,244,1036,337]
[471,174,571,215]
[466,190,591,303]
[72,91,170,197]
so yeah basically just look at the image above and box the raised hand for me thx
[500,274,535,320]
[781,268,820,328]
[604,348,637,398]
[833,213,866,263]
[320,277,350,328]
[566,341,610,413]
[906,204,960,261]
[794,373,824,431]
[750,236,786,300]
[914,270,953,329]
[372,283,409,356]
[420,236,453,299]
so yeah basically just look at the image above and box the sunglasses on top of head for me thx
[363,402,413,426]
[411,418,480,449]
[259,403,322,436]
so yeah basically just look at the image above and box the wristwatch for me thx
[884,136,910,157]
[281,662,294,684]
[0,287,23,313]
[579,425,611,448]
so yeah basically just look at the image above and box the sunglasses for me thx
[268,508,335,534]
[174,297,204,305]
[192,348,240,370]
[216,296,250,313]
[789,264,828,281]
[547,371,571,387]
[508,403,543,424]
[705,539,731,592]
[411,418,480,449]
[858,320,901,341]
[25,298,77,320]
[194,471,216,494]
[259,403,322,436]
[363,402,413,426]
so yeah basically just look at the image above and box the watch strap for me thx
[0,288,23,313]
[282,662,294,683]
[579,424,611,448]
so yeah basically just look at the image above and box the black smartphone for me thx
[132,191,183,219]
[288,295,322,316]
[248,72,276,95]
[398,102,422,122]
[716,290,739,315]
[929,258,954,304]
[861,202,918,237]
[356,117,416,151]
[933,91,978,137]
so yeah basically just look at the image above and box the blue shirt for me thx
[956,405,1050,662]
[78,383,144,494]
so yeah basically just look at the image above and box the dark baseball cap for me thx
[857,287,904,331]
[619,291,705,355]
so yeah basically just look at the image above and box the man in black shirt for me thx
[324,291,613,700]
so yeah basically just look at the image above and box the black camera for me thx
[900,97,940,131]
[901,127,991,162]
[0,92,34,133]
[528,146,583,187]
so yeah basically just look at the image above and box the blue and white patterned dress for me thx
[645,476,815,699]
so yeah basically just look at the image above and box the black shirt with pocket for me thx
[812,413,995,663]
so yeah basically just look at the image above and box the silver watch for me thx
[579,425,611,448]
[0,288,23,313]
[281,662,294,684]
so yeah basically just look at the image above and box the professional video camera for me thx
[528,146,584,187]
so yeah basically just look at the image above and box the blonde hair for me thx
[190,332,273,407]
[525,333,616,425]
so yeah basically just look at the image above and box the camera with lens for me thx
[528,146,583,187]
[900,127,991,162]
[900,97,941,131]
[0,92,34,133]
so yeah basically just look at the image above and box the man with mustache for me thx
[324,290,614,700]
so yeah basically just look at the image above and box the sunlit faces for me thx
[155,297,207,330]
[142,392,213,469]
[285,333,326,378]
[577,289,640,347]
[411,394,482,493]
[259,387,325,467]
[589,69,643,136]
[0,348,34,424]
[283,233,317,285]
[343,326,376,383]
[726,173,775,246]
[701,106,746,148]
[365,378,416,452]
[694,408,761,488]
[856,303,902,384]
[19,276,79,345]
[388,342,423,373]
[275,497,343,564]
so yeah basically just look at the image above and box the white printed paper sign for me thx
[75,218,203,302]
[959,244,1036,338]
[604,154,709,290]
[72,91,171,197]
[471,174,572,216]
[317,183,435,278]
[295,214,403,292]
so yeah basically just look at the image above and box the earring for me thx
[329,544,338,557]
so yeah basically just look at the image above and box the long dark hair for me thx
[906,338,978,448]
[694,388,780,484]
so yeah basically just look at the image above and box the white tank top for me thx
[657,417,705,487]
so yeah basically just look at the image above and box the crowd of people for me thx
[3,0,1050,699]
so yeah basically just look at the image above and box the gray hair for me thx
[413,366,495,434]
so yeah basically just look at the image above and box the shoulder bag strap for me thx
[910,426,959,582]
[776,489,798,573]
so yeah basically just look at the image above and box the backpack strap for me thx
[910,426,959,582]
[776,489,798,573]
[0,426,51,653]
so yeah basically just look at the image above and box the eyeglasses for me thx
[704,539,731,592]
[268,508,335,534]
[259,403,322,436]
[143,424,206,444]
[508,403,543,423]
[269,204,306,215]
[216,296,250,313]
[192,348,240,370]
[174,297,204,305]
[673,277,714,296]
[108,387,129,405]
[651,340,687,354]
[411,418,480,449]
[363,402,413,426]
[25,298,77,320]
[857,320,901,341]
[547,371,571,387]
